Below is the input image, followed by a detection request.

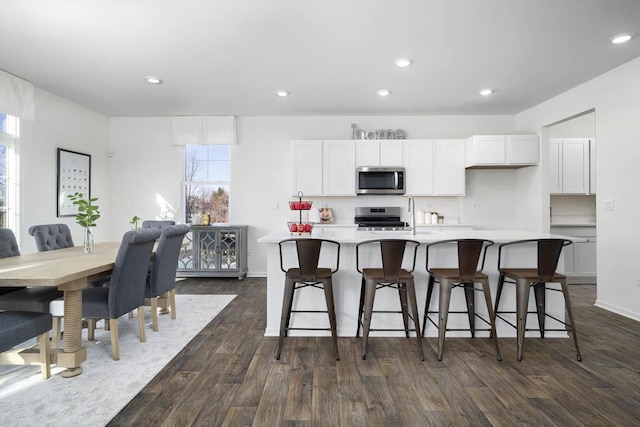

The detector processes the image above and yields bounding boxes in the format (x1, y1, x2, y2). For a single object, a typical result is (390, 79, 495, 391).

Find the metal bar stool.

(356, 239, 424, 361)
(422, 239, 501, 361)
(276, 238, 341, 360)
(494, 238, 582, 361)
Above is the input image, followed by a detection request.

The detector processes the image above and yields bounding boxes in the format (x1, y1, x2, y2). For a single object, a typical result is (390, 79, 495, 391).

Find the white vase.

(84, 227, 94, 254)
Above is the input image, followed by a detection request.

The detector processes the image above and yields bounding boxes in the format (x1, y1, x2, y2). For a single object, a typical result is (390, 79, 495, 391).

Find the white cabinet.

(323, 140, 356, 195)
(292, 140, 323, 196)
(356, 140, 403, 166)
(465, 135, 539, 168)
(434, 140, 465, 196)
(292, 140, 355, 196)
(551, 226, 596, 284)
(402, 140, 465, 196)
(403, 140, 435, 195)
(549, 138, 594, 195)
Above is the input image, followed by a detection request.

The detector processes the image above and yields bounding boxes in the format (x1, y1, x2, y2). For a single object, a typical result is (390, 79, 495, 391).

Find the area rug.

(0, 294, 235, 426)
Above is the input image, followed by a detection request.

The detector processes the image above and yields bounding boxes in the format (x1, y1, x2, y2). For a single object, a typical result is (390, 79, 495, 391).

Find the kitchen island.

(258, 229, 577, 338)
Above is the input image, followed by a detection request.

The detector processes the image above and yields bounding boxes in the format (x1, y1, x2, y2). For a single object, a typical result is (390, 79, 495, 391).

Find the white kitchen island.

(258, 229, 577, 338)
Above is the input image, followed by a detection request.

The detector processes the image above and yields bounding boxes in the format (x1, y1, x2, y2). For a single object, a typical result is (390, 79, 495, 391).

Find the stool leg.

(422, 275, 435, 337)
(480, 278, 502, 361)
(398, 283, 410, 338)
(361, 279, 377, 360)
(463, 283, 476, 337)
(533, 282, 546, 338)
(322, 279, 340, 360)
(356, 276, 366, 338)
(276, 278, 296, 360)
(437, 279, 453, 361)
(492, 273, 506, 338)
(406, 279, 424, 361)
(516, 278, 531, 361)
(559, 279, 582, 361)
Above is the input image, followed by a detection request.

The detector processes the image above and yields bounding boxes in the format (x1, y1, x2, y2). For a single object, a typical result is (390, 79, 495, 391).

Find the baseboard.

(594, 300, 640, 322)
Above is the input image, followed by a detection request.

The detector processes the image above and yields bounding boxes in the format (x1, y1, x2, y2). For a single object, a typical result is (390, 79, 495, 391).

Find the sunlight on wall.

(155, 193, 177, 219)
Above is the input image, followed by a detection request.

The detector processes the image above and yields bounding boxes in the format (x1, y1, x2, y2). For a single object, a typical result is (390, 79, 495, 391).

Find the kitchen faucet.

(407, 195, 416, 235)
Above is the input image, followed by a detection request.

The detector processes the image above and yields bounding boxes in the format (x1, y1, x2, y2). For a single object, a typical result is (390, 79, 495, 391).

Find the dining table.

(0, 242, 120, 377)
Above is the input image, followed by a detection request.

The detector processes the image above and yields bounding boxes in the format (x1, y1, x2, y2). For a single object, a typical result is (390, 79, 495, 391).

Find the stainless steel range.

(354, 207, 409, 231)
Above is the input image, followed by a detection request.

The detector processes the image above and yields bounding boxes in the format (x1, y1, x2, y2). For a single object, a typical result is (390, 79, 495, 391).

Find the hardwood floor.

(108, 279, 640, 426)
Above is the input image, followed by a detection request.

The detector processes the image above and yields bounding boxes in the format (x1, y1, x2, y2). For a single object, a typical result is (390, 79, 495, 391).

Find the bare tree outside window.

(184, 145, 230, 224)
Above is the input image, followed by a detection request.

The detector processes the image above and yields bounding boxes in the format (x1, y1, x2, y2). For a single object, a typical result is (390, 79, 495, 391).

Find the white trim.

(594, 300, 640, 322)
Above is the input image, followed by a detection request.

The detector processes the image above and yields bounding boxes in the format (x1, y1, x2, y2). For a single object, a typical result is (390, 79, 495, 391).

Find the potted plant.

(130, 215, 141, 230)
(67, 192, 100, 254)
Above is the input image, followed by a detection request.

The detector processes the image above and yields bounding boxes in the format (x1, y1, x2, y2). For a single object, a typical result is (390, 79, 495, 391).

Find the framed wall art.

(57, 148, 91, 217)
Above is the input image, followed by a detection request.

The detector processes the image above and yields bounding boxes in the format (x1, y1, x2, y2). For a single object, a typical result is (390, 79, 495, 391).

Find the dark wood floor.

(108, 278, 640, 426)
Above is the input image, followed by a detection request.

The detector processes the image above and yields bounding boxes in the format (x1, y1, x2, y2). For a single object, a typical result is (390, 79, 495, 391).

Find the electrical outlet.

(247, 251, 253, 257)
(267, 202, 279, 211)
(637, 278, 640, 288)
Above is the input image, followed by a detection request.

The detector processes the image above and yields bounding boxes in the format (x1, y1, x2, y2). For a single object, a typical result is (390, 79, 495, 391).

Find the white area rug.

(0, 294, 235, 426)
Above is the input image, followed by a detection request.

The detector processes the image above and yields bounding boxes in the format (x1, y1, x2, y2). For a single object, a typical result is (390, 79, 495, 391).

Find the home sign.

(351, 123, 407, 140)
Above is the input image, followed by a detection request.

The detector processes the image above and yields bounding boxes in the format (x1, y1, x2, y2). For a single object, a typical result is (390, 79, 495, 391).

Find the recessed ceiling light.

(145, 76, 162, 85)
(611, 33, 633, 44)
(394, 58, 412, 68)
(479, 88, 493, 96)
(377, 89, 390, 97)
(276, 90, 289, 97)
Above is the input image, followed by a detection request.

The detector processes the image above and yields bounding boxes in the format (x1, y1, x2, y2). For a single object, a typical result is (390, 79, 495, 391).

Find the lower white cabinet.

(551, 226, 596, 284)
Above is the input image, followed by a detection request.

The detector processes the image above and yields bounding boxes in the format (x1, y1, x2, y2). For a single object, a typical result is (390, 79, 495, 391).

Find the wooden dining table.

(0, 242, 120, 377)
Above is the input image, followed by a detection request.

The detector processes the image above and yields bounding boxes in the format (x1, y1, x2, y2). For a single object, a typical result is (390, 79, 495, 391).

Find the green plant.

(67, 192, 100, 227)
(130, 215, 141, 230)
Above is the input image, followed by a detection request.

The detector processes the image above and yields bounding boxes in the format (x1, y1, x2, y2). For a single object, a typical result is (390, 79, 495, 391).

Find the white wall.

(517, 56, 640, 321)
(18, 89, 110, 253)
(110, 115, 517, 275)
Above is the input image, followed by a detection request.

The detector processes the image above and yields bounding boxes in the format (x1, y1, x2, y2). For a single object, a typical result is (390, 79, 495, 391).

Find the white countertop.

(259, 229, 579, 244)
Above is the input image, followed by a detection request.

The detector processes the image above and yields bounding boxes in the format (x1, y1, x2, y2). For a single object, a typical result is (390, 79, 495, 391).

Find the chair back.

(147, 224, 190, 296)
(426, 238, 494, 281)
(28, 224, 74, 252)
(0, 228, 20, 258)
(108, 228, 161, 318)
(279, 238, 340, 281)
(141, 220, 176, 229)
(538, 239, 571, 281)
(357, 239, 419, 282)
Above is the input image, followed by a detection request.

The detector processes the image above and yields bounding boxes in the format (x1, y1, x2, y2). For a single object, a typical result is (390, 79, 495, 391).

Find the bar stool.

(422, 239, 501, 361)
(356, 239, 424, 360)
(494, 238, 582, 361)
(277, 238, 341, 360)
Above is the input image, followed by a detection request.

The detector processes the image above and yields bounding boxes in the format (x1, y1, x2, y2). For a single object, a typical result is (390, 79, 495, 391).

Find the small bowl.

(287, 222, 314, 233)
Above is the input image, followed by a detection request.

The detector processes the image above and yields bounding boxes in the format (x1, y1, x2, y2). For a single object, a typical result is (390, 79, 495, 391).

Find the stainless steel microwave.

(356, 167, 406, 195)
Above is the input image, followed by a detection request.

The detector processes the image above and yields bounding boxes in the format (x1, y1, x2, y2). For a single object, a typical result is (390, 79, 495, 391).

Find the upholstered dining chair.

(0, 311, 53, 379)
(144, 224, 190, 331)
(141, 220, 176, 229)
(82, 228, 161, 360)
(28, 223, 74, 251)
(355, 239, 424, 361)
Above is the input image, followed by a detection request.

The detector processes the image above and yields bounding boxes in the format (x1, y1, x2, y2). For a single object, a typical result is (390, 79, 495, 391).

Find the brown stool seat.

(277, 238, 341, 360)
(423, 239, 501, 361)
(356, 239, 424, 361)
(494, 239, 581, 361)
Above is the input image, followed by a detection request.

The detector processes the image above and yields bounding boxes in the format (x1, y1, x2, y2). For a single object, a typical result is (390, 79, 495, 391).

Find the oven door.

(356, 167, 405, 195)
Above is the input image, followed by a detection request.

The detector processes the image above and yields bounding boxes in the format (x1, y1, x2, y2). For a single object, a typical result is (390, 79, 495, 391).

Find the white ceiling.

(2, 0, 640, 117)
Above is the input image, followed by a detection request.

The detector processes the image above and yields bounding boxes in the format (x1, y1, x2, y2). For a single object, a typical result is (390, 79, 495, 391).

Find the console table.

(177, 225, 248, 279)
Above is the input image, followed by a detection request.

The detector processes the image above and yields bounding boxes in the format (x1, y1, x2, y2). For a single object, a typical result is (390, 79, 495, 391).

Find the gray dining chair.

(144, 224, 190, 331)
(28, 223, 74, 251)
(0, 311, 53, 379)
(141, 220, 176, 229)
(82, 228, 161, 360)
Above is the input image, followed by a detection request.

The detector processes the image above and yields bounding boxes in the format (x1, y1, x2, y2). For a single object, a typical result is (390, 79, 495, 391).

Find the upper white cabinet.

(465, 135, 539, 168)
(292, 140, 355, 196)
(356, 140, 403, 166)
(549, 138, 594, 195)
(402, 140, 465, 196)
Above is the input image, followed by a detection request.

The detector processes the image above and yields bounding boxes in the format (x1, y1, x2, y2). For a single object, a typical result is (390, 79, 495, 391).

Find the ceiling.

(2, 0, 640, 117)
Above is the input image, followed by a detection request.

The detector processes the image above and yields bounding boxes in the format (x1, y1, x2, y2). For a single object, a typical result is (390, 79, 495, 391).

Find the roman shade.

(0, 69, 35, 121)
(171, 115, 236, 145)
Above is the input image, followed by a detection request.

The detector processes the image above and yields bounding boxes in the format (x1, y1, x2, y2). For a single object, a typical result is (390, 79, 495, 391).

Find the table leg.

(57, 285, 87, 378)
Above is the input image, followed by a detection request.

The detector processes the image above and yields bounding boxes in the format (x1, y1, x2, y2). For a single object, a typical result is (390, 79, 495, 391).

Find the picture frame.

(57, 148, 91, 217)
(319, 207, 333, 224)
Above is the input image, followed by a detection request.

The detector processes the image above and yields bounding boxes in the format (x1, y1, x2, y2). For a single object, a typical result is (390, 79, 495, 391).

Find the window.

(184, 144, 230, 224)
(0, 112, 18, 229)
